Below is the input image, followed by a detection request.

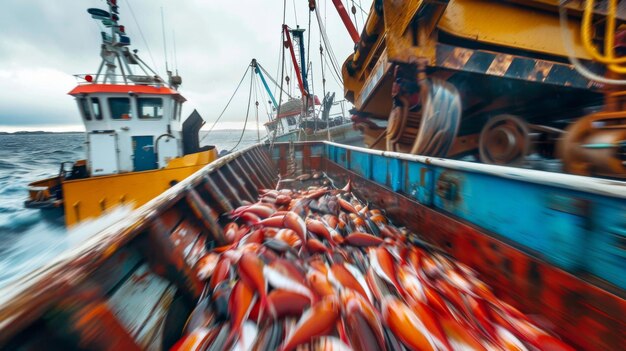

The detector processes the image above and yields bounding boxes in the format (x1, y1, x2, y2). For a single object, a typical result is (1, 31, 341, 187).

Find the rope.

(229, 69, 254, 152)
(200, 64, 251, 142)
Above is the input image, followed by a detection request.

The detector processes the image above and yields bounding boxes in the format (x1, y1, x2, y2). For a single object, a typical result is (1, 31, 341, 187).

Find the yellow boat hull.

(62, 149, 217, 226)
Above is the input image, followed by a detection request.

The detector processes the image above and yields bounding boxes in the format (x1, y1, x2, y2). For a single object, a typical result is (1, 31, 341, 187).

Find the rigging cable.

(258, 62, 294, 99)
(253, 75, 261, 143)
(320, 38, 330, 140)
(314, 6, 344, 85)
(200, 64, 251, 142)
(229, 68, 255, 152)
(124, 0, 158, 71)
(350, 0, 359, 31)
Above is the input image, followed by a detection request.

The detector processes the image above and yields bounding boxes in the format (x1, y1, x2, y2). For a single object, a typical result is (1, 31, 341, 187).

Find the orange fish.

(194, 253, 220, 281)
(267, 289, 311, 318)
(238, 252, 269, 314)
(368, 246, 403, 295)
(209, 256, 232, 291)
(307, 270, 335, 299)
(411, 300, 453, 351)
(381, 296, 436, 351)
(341, 289, 385, 351)
(328, 263, 370, 301)
(307, 238, 330, 254)
(338, 198, 358, 214)
(344, 232, 384, 247)
(170, 327, 217, 351)
(306, 218, 336, 245)
(257, 214, 286, 228)
(283, 211, 307, 244)
(225, 280, 256, 346)
(279, 297, 340, 351)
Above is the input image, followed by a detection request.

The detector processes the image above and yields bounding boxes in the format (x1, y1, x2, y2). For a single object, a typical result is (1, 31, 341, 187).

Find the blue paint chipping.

(322, 144, 626, 290)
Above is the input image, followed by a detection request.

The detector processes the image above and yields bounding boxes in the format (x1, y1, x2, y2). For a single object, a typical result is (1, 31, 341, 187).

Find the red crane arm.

(331, 0, 359, 44)
(283, 25, 308, 97)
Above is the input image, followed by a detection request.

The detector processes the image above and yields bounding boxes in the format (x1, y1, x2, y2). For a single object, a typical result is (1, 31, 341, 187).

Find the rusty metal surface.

(106, 264, 175, 350)
(323, 159, 626, 350)
(0, 143, 274, 345)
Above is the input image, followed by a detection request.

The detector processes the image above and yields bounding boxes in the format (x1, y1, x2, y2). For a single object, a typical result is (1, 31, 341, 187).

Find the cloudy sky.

(0, 0, 368, 131)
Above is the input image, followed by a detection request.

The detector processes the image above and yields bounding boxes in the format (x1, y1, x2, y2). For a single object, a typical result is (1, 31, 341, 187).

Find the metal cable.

(229, 69, 255, 152)
(200, 64, 251, 142)
(124, 0, 159, 71)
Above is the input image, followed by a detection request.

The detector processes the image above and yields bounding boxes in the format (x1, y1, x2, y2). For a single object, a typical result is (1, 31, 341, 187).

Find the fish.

(264, 265, 315, 300)
(225, 280, 257, 346)
(279, 297, 341, 351)
(328, 263, 370, 301)
(344, 232, 384, 247)
(170, 178, 574, 351)
(307, 270, 335, 298)
(267, 289, 311, 318)
(381, 296, 436, 351)
(170, 327, 217, 351)
(238, 252, 269, 316)
(341, 289, 386, 351)
(368, 246, 403, 295)
(306, 218, 337, 245)
(194, 253, 220, 281)
(283, 211, 307, 244)
(209, 257, 232, 291)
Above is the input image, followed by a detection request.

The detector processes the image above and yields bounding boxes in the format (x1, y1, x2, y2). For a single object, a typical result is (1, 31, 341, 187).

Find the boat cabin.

(71, 84, 186, 176)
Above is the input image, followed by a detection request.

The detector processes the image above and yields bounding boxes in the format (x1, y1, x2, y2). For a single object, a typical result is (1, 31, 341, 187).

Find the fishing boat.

(243, 21, 362, 146)
(23, 1, 218, 226)
(263, 94, 361, 145)
(1, 141, 623, 350)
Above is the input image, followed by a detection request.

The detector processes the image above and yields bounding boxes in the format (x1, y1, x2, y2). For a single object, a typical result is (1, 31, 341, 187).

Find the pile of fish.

(173, 174, 573, 351)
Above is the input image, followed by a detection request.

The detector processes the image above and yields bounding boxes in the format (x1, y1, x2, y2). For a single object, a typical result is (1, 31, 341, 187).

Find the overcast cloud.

(0, 0, 365, 131)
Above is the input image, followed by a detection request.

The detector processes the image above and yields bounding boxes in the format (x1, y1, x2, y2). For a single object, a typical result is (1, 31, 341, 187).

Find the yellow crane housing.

(343, 0, 626, 178)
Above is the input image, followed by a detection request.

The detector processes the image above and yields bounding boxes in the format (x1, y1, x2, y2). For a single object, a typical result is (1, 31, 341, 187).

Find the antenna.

(172, 29, 179, 75)
(160, 7, 169, 74)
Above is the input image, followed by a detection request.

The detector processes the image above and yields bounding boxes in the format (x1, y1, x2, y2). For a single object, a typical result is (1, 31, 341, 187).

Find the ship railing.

(73, 74, 166, 86)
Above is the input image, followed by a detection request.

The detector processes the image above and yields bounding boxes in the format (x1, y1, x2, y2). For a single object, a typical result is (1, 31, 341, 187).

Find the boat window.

(79, 97, 91, 121)
(172, 101, 178, 120)
(287, 117, 297, 126)
(91, 98, 102, 120)
(109, 97, 132, 120)
(137, 98, 163, 119)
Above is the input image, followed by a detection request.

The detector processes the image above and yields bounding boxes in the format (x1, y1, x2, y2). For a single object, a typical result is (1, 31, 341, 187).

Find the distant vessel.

(249, 24, 362, 146)
(264, 94, 362, 145)
(24, 0, 218, 226)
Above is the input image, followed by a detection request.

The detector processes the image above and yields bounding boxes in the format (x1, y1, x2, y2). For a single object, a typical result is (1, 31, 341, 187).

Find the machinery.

(342, 0, 626, 178)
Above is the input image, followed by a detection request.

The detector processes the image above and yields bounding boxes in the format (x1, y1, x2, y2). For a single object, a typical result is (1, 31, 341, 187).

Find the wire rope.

(229, 69, 255, 152)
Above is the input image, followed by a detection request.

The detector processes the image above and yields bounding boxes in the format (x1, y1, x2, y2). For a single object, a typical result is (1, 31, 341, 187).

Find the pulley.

(479, 115, 531, 165)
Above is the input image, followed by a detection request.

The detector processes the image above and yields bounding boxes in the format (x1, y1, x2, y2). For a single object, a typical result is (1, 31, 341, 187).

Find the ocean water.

(0, 130, 263, 287)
